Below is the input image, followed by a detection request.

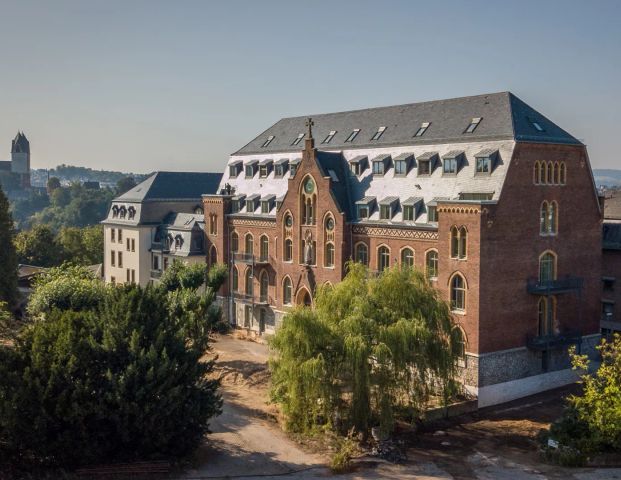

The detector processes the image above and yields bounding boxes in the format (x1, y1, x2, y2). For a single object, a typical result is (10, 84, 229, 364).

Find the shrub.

(0, 275, 226, 466)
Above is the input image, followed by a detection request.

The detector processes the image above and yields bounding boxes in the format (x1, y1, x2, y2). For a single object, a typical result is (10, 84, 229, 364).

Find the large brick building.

(203, 92, 602, 407)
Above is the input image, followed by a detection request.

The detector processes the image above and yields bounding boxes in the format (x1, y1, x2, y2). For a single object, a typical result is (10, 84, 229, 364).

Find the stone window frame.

(400, 246, 415, 267)
(450, 225, 468, 260)
(354, 242, 369, 266)
(425, 248, 439, 280)
(449, 271, 467, 314)
(538, 250, 558, 283)
(377, 244, 391, 272)
(282, 275, 293, 305)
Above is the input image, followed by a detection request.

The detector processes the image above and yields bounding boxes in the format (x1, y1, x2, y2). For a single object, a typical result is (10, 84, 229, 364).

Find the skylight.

(371, 126, 387, 141)
(345, 129, 360, 143)
(414, 122, 430, 137)
(291, 133, 304, 146)
(322, 130, 337, 144)
(262, 135, 275, 147)
(464, 118, 482, 134)
(530, 119, 545, 132)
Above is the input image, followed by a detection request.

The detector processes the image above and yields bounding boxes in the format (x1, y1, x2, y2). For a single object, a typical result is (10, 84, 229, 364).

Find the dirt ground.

(180, 333, 621, 479)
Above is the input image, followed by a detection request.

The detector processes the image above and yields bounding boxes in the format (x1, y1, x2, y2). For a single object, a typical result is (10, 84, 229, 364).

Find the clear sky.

(0, 0, 619, 172)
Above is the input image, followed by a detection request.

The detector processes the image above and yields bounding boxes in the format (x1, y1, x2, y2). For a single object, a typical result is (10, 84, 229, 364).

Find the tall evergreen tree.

(0, 187, 18, 306)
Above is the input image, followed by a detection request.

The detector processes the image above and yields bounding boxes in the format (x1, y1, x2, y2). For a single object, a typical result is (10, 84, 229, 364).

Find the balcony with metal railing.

(526, 276, 583, 295)
(232, 291, 272, 306)
(232, 252, 272, 265)
(526, 329, 582, 351)
(150, 269, 162, 279)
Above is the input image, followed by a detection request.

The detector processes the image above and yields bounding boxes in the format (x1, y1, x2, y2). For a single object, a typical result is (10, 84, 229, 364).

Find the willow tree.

(270, 262, 464, 436)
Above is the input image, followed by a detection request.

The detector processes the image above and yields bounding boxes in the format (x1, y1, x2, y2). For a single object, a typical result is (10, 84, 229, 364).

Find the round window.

(285, 214, 293, 227)
(304, 178, 315, 194)
(326, 217, 334, 231)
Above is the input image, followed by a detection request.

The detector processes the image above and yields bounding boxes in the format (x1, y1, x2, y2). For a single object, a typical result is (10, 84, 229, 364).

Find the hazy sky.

(0, 0, 619, 172)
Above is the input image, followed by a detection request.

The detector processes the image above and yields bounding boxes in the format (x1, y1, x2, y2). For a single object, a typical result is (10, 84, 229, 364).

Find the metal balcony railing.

(232, 291, 272, 305)
(526, 276, 583, 295)
(232, 252, 271, 264)
(526, 330, 582, 351)
(150, 269, 162, 279)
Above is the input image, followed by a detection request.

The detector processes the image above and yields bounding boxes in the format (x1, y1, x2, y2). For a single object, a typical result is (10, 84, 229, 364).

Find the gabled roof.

(11, 131, 29, 154)
(233, 92, 581, 155)
(115, 171, 222, 202)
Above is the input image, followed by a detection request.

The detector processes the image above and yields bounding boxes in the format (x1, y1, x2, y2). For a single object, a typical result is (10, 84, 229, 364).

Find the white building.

(102, 171, 221, 286)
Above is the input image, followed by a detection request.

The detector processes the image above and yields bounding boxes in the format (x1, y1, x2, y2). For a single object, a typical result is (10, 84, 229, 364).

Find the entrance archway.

(296, 287, 312, 307)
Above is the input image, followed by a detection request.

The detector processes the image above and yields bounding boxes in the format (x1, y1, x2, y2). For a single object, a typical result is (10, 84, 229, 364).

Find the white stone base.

(475, 368, 580, 408)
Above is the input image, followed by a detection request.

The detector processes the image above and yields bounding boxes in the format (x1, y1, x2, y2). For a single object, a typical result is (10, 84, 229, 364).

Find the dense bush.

(270, 263, 464, 437)
(0, 263, 226, 467)
(540, 334, 621, 465)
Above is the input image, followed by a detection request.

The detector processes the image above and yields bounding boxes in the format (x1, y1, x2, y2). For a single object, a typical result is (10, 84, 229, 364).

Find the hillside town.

(1, 2, 620, 479)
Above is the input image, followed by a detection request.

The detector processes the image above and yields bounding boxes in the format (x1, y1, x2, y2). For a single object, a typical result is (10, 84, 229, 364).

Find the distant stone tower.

(11, 131, 30, 188)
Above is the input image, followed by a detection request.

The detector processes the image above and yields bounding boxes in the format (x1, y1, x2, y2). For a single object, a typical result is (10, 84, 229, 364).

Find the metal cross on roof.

(305, 117, 314, 139)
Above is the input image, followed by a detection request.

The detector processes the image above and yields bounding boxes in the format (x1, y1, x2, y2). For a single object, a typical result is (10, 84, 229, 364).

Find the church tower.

(11, 131, 30, 188)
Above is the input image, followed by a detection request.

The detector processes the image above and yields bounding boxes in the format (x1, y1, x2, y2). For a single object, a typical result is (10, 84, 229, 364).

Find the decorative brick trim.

(438, 206, 481, 214)
(352, 225, 438, 240)
(230, 218, 276, 229)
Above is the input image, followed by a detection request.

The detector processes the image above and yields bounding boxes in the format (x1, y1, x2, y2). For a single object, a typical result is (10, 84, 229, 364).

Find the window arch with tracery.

(377, 245, 391, 272)
(539, 251, 557, 283)
(300, 176, 317, 226)
(450, 226, 467, 259)
(355, 242, 368, 265)
(450, 273, 467, 312)
(283, 276, 292, 305)
(426, 249, 438, 279)
(259, 270, 269, 302)
(401, 247, 414, 267)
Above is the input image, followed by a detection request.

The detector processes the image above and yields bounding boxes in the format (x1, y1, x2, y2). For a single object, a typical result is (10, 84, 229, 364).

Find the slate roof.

(233, 92, 581, 155)
(116, 171, 222, 202)
(11, 132, 29, 154)
(604, 192, 621, 221)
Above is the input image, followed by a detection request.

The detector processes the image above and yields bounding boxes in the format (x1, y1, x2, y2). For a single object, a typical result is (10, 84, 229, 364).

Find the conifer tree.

(0, 187, 18, 306)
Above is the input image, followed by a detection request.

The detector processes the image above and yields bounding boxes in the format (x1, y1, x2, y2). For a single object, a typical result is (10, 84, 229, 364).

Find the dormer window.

(261, 135, 275, 148)
(174, 235, 183, 250)
(414, 122, 430, 137)
(464, 117, 482, 134)
(371, 154, 390, 176)
(260, 195, 275, 214)
(119, 206, 127, 219)
(474, 149, 497, 175)
(322, 130, 337, 144)
(229, 161, 242, 178)
(291, 133, 304, 146)
(416, 152, 438, 176)
(379, 197, 398, 220)
(371, 126, 387, 141)
(259, 159, 273, 178)
(274, 159, 288, 178)
(290, 158, 300, 177)
(356, 197, 375, 220)
(427, 206, 438, 222)
(245, 194, 260, 213)
(393, 153, 413, 176)
(231, 195, 246, 213)
(345, 129, 360, 143)
(402, 197, 423, 221)
(112, 205, 119, 218)
(245, 161, 258, 178)
(128, 206, 136, 220)
(442, 151, 463, 175)
(349, 155, 368, 176)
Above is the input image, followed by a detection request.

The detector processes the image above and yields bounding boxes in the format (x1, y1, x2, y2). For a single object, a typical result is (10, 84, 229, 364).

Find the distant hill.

(593, 169, 621, 188)
(31, 164, 149, 188)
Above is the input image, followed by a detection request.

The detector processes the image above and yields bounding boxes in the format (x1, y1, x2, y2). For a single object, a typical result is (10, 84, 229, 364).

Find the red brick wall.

(602, 248, 621, 325)
(478, 143, 602, 353)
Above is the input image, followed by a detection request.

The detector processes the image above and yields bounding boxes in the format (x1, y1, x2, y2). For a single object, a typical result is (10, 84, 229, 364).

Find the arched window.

(450, 227, 467, 259)
(459, 227, 467, 259)
(304, 198, 314, 225)
(547, 162, 554, 185)
(559, 162, 566, 185)
(284, 239, 293, 262)
(377, 245, 390, 272)
(245, 233, 254, 256)
(450, 226, 459, 258)
(245, 268, 253, 296)
(450, 274, 466, 312)
(259, 271, 269, 302)
(426, 250, 438, 279)
(165, 234, 173, 250)
(128, 206, 136, 220)
(232, 266, 239, 292)
(283, 277, 292, 305)
(119, 206, 127, 219)
(260, 235, 269, 262)
(301, 176, 317, 226)
(539, 251, 557, 283)
(209, 245, 217, 265)
(112, 205, 119, 218)
(538, 161, 545, 185)
(325, 243, 335, 267)
(540, 201, 549, 234)
(231, 231, 239, 253)
(534, 161, 540, 184)
(554, 162, 561, 185)
(175, 235, 183, 249)
(354, 243, 368, 265)
(400, 247, 414, 267)
(284, 213, 293, 228)
(549, 201, 558, 234)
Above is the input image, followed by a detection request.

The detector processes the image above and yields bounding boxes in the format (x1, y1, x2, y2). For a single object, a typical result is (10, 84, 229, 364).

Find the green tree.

(116, 176, 137, 195)
(0, 187, 18, 306)
(14, 224, 60, 267)
(50, 187, 71, 208)
(269, 263, 464, 436)
(0, 283, 223, 466)
(46, 176, 61, 191)
(27, 264, 107, 316)
(57, 225, 103, 265)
